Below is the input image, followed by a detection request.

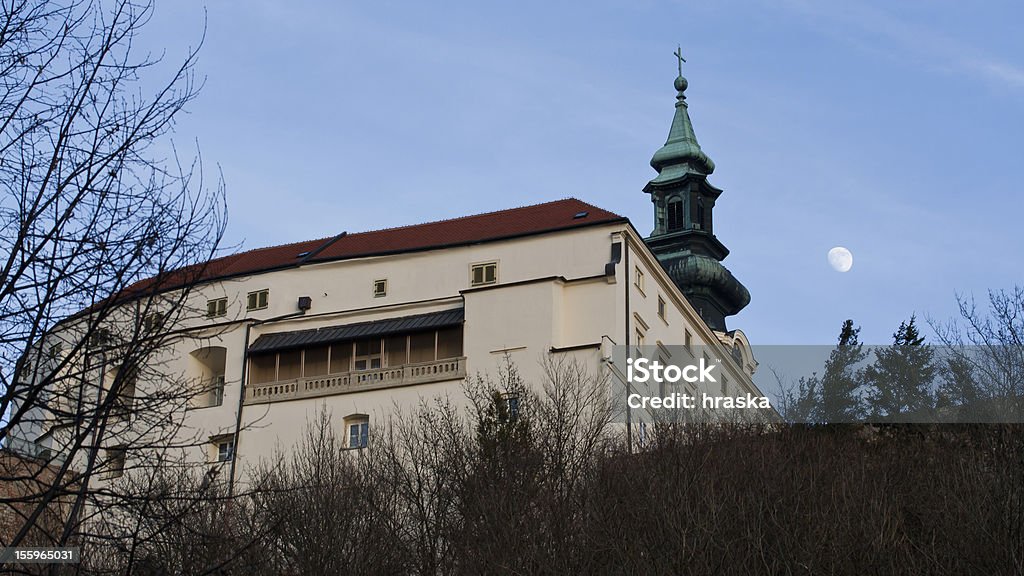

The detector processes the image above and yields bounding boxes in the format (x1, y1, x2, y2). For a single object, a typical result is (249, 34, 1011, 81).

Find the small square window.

(634, 267, 645, 294)
(373, 279, 387, 298)
(470, 262, 498, 286)
(210, 435, 234, 462)
(246, 290, 269, 311)
(207, 298, 227, 318)
(89, 328, 112, 349)
(143, 312, 165, 331)
(657, 296, 666, 320)
(217, 439, 234, 462)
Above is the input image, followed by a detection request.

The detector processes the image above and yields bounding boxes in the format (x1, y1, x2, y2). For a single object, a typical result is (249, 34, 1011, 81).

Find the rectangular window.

(277, 349, 302, 380)
(210, 435, 234, 462)
(211, 375, 225, 407)
(329, 343, 352, 374)
(409, 331, 436, 363)
(89, 328, 112, 349)
(658, 296, 666, 321)
(347, 419, 369, 449)
(470, 262, 498, 286)
(658, 356, 670, 397)
(667, 199, 684, 231)
(246, 289, 269, 311)
(505, 394, 520, 421)
(207, 298, 227, 318)
(685, 330, 693, 353)
(634, 267, 645, 294)
(304, 346, 329, 377)
(386, 335, 407, 367)
(721, 375, 729, 397)
(635, 329, 645, 347)
(373, 279, 387, 298)
(104, 447, 126, 479)
(436, 326, 463, 359)
(143, 312, 165, 331)
(354, 338, 382, 371)
(114, 374, 136, 416)
(249, 354, 277, 384)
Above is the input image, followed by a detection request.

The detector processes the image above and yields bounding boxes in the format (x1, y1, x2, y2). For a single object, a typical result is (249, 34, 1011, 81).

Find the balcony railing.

(244, 357, 467, 405)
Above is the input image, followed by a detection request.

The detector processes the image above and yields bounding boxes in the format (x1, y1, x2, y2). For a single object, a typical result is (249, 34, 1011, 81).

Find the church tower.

(644, 52, 750, 332)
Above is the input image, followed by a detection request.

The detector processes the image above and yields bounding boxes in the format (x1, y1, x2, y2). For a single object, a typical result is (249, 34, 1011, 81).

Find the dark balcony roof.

(248, 308, 464, 354)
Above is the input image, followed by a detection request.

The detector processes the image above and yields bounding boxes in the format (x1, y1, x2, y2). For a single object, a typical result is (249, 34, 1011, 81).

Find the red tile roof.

(151, 198, 625, 291)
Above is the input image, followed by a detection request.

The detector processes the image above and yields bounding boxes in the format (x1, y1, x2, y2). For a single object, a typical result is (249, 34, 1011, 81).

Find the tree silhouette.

(817, 319, 867, 422)
(865, 316, 936, 419)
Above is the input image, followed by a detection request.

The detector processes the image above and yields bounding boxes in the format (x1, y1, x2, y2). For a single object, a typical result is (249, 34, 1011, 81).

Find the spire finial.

(672, 45, 688, 94)
(673, 45, 686, 78)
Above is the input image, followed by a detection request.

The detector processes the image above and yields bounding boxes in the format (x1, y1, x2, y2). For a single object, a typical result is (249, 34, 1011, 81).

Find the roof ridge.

(227, 198, 614, 259)
(225, 234, 334, 259)
(339, 197, 611, 238)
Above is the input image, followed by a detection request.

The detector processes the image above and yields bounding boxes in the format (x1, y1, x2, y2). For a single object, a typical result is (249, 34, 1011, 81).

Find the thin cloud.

(776, 0, 1024, 92)
(966, 59, 1024, 90)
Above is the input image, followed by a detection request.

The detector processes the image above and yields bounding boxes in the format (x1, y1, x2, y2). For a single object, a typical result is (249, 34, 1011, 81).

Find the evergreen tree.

(865, 316, 937, 420)
(936, 355, 979, 409)
(817, 319, 867, 422)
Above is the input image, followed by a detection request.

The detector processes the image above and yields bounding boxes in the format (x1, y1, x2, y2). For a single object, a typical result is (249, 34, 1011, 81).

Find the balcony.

(244, 357, 467, 405)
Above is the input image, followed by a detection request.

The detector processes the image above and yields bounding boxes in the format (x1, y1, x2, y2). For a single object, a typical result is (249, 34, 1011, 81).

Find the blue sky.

(142, 0, 1024, 345)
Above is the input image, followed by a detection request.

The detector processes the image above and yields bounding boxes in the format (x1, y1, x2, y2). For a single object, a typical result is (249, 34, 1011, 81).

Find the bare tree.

(932, 287, 1024, 404)
(0, 0, 226, 558)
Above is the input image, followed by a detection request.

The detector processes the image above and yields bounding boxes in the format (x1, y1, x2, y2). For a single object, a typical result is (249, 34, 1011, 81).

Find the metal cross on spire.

(673, 45, 686, 77)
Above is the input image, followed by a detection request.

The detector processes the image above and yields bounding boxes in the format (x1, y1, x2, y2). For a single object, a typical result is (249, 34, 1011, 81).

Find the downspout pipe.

(624, 240, 632, 455)
(227, 310, 305, 497)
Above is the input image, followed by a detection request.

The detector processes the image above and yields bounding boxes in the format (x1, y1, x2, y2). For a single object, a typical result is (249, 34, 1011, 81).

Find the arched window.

(696, 198, 706, 230)
(190, 346, 227, 408)
(667, 197, 683, 232)
(731, 342, 743, 365)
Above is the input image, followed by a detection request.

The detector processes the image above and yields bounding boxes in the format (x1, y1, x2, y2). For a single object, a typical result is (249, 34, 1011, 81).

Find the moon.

(828, 246, 853, 273)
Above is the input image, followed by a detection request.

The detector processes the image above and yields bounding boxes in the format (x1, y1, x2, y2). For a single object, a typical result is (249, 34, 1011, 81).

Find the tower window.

(696, 198, 706, 231)
(667, 198, 684, 231)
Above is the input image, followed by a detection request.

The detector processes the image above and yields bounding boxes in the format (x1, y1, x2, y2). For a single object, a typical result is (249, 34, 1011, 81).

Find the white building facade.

(10, 68, 763, 488)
